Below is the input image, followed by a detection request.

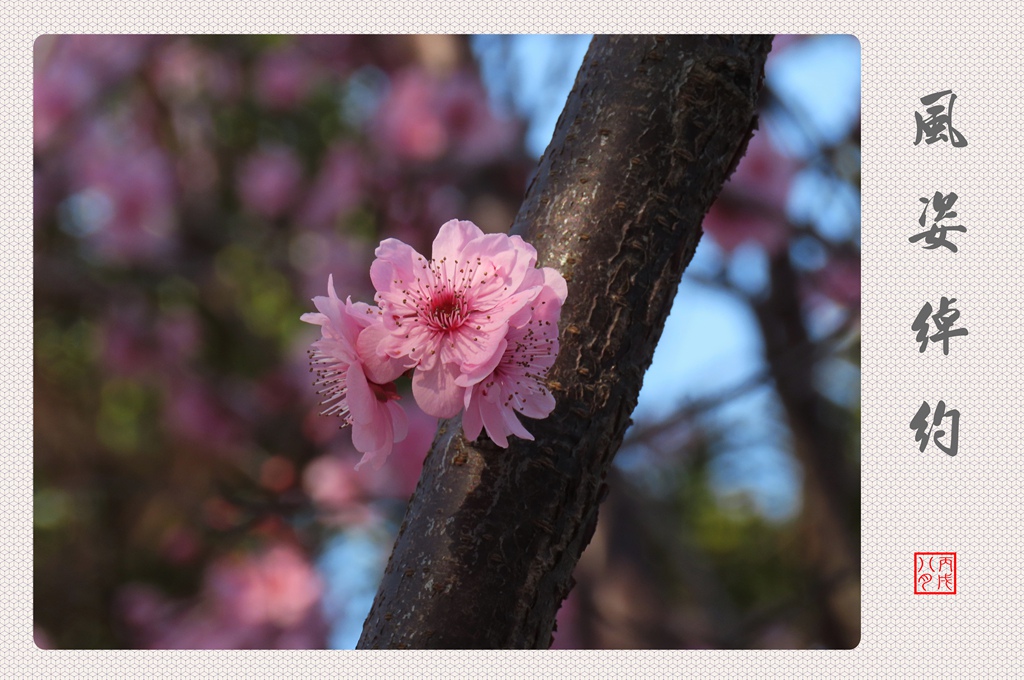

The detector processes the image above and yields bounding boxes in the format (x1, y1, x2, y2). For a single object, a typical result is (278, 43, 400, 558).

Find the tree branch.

(358, 34, 773, 649)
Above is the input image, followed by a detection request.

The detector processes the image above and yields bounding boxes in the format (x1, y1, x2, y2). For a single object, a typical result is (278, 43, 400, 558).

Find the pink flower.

(301, 275, 409, 469)
(369, 219, 541, 418)
(370, 68, 519, 166)
(34, 36, 154, 150)
(460, 268, 567, 446)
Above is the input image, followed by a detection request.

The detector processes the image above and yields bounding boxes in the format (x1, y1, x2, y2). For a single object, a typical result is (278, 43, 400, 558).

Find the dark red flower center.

(426, 289, 466, 331)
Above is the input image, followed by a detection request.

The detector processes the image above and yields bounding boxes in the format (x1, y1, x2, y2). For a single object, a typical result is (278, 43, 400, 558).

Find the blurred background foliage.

(33, 34, 860, 649)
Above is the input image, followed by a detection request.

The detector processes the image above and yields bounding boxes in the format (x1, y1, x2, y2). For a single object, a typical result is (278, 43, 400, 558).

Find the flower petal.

(517, 389, 556, 420)
(356, 322, 409, 384)
(353, 416, 392, 470)
(386, 400, 408, 444)
(501, 403, 534, 442)
(371, 238, 426, 297)
(431, 219, 484, 263)
(352, 417, 388, 461)
(541, 266, 569, 304)
(479, 395, 509, 447)
(300, 312, 328, 326)
(505, 235, 539, 292)
(457, 337, 507, 387)
(412, 360, 465, 418)
(462, 388, 484, 442)
(345, 363, 376, 424)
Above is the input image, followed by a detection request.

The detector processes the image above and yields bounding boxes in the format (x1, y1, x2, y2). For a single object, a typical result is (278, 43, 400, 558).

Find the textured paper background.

(7, 1, 1021, 677)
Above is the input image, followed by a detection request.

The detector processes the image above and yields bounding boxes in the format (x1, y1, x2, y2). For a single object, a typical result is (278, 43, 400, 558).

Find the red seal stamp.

(914, 552, 956, 594)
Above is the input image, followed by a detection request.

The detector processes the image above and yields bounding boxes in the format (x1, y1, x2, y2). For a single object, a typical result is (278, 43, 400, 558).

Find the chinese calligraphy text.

(910, 400, 960, 456)
(914, 90, 967, 147)
(910, 191, 965, 252)
(913, 296, 968, 355)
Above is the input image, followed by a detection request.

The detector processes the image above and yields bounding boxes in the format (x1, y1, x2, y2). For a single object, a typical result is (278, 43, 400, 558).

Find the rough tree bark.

(357, 34, 774, 649)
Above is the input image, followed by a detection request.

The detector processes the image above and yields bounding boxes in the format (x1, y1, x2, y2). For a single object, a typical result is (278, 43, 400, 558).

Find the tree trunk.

(357, 34, 773, 649)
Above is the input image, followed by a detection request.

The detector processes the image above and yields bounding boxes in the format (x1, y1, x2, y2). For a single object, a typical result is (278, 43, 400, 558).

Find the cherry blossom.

(301, 275, 409, 469)
(308, 219, 568, 449)
(460, 267, 567, 446)
(369, 219, 542, 418)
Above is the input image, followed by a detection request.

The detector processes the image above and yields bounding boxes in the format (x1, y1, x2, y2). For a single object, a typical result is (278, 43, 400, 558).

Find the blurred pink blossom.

(117, 543, 329, 649)
(701, 131, 800, 255)
(98, 306, 199, 379)
(163, 377, 246, 453)
(297, 145, 364, 230)
(302, 454, 375, 524)
(150, 40, 207, 101)
(151, 39, 243, 103)
(34, 56, 96, 149)
(34, 36, 153, 149)
(371, 69, 518, 165)
(62, 35, 153, 82)
(253, 48, 320, 111)
(67, 124, 178, 263)
(297, 35, 355, 72)
(208, 545, 323, 628)
(236, 145, 304, 220)
(437, 72, 520, 165)
(371, 69, 447, 162)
